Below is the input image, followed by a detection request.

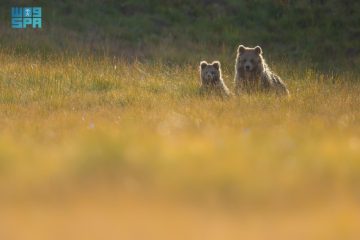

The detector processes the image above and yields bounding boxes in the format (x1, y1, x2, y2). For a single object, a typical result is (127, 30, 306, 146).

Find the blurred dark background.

(0, 0, 359, 68)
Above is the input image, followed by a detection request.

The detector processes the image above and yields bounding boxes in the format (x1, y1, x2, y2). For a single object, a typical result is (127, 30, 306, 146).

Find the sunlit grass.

(0, 51, 359, 239)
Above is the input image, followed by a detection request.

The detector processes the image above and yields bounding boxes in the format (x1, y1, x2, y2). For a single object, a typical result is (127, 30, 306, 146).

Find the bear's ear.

(254, 46, 262, 55)
(212, 61, 220, 70)
(238, 45, 246, 54)
(200, 61, 208, 69)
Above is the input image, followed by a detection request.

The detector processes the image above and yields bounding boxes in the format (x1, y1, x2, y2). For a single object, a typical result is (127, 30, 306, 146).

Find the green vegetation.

(0, 0, 359, 66)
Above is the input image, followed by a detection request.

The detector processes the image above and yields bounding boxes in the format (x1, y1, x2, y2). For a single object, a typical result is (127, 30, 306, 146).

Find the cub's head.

(200, 61, 221, 85)
(236, 45, 264, 72)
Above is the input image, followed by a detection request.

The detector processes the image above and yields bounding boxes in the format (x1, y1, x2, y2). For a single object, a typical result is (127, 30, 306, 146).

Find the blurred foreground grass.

(0, 51, 360, 239)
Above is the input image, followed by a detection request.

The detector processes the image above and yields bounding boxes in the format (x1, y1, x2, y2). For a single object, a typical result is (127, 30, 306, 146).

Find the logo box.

(11, 7, 42, 29)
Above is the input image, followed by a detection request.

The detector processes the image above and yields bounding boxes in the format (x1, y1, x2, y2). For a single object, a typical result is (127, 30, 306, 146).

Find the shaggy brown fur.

(199, 61, 230, 97)
(234, 45, 289, 96)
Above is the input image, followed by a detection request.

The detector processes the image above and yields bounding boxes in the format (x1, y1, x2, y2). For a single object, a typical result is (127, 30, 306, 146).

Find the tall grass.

(0, 51, 359, 239)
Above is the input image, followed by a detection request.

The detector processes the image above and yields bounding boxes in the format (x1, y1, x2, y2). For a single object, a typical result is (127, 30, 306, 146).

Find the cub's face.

(237, 45, 262, 72)
(200, 61, 221, 84)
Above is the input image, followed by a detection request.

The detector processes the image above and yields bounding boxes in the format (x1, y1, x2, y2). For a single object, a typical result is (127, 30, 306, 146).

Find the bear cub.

(234, 45, 289, 96)
(199, 61, 230, 97)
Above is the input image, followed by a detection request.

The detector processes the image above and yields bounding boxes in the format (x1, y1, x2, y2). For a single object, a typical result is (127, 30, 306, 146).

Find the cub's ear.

(200, 61, 208, 69)
(254, 46, 262, 55)
(212, 61, 220, 70)
(238, 45, 246, 54)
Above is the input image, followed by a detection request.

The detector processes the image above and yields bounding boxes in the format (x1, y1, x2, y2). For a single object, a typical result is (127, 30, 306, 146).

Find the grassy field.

(0, 2, 359, 238)
(0, 50, 360, 239)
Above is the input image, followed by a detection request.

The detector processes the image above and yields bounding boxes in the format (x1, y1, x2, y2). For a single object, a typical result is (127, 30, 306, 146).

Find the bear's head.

(200, 61, 221, 85)
(236, 45, 263, 72)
